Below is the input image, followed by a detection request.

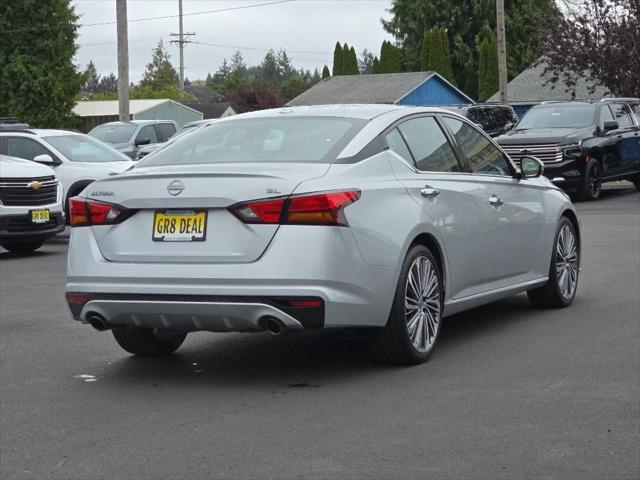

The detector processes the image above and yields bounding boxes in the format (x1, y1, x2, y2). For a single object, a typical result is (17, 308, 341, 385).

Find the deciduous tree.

(541, 0, 640, 97)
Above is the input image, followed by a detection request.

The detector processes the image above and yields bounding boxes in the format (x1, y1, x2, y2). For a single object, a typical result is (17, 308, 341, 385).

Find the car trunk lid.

(86, 163, 330, 263)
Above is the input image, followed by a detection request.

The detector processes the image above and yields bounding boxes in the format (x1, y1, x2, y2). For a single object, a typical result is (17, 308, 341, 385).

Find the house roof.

(184, 85, 224, 103)
(181, 101, 235, 119)
(287, 72, 471, 106)
(73, 99, 202, 117)
(487, 60, 611, 104)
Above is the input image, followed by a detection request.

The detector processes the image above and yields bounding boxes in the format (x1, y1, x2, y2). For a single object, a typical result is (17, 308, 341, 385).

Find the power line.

(1, 0, 295, 33)
(82, 0, 295, 27)
(193, 40, 328, 56)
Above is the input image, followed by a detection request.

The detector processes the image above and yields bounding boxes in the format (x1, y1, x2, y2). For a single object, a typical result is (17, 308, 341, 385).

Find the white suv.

(0, 128, 134, 216)
(0, 155, 64, 254)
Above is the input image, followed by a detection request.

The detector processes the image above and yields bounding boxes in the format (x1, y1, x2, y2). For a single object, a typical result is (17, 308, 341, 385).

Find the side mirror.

(33, 154, 60, 166)
(602, 120, 619, 132)
(503, 122, 515, 132)
(520, 155, 544, 179)
(135, 138, 151, 146)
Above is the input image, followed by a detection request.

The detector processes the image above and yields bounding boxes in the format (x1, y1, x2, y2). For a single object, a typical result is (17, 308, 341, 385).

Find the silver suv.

(88, 120, 178, 159)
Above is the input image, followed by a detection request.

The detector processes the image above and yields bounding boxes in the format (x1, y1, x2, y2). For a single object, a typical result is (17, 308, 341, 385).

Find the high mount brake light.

(230, 190, 360, 226)
(69, 197, 127, 227)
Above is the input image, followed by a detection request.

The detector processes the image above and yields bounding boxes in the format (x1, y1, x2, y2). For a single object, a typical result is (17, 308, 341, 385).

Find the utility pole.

(116, 0, 130, 121)
(496, 0, 508, 105)
(170, 0, 195, 90)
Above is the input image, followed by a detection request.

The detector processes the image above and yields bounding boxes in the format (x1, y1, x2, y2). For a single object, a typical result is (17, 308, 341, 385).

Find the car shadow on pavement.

(0, 250, 58, 260)
(96, 294, 540, 387)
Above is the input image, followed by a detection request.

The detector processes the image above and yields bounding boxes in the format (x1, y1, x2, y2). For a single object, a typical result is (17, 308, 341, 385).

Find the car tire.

(0, 239, 45, 255)
(578, 159, 602, 201)
(112, 327, 187, 356)
(527, 217, 579, 308)
(369, 245, 443, 365)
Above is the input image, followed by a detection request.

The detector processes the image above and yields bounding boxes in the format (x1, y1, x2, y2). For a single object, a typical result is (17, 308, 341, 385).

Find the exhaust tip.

(87, 313, 111, 332)
(262, 317, 284, 335)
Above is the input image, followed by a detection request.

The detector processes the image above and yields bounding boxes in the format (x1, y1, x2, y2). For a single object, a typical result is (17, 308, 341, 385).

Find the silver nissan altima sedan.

(66, 105, 580, 365)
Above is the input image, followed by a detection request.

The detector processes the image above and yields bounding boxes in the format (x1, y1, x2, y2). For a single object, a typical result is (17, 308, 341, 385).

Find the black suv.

(496, 99, 640, 200)
(441, 104, 518, 137)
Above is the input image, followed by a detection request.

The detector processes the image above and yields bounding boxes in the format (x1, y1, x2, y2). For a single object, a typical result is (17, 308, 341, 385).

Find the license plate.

(31, 209, 50, 224)
(152, 210, 207, 242)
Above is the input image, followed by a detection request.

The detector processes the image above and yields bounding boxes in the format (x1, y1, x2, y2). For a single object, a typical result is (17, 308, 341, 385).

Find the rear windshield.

(137, 117, 365, 167)
(517, 104, 596, 129)
(89, 124, 137, 144)
(45, 135, 131, 162)
(467, 106, 517, 131)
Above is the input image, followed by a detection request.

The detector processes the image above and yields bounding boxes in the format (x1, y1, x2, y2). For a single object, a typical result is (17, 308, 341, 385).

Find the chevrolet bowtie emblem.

(27, 181, 42, 190)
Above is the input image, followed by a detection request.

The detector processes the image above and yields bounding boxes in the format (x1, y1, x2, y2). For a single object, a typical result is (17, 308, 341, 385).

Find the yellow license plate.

(31, 209, 50, 224)
(152, 210, 207, 242)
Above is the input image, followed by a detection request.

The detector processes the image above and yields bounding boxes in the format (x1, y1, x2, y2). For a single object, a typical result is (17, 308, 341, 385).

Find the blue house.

(287, 72, 474, 107)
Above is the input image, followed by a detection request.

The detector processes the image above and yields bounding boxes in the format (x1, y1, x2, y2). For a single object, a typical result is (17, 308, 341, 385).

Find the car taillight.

(230, 190, 360, 226)
(69, 197, 127, 227)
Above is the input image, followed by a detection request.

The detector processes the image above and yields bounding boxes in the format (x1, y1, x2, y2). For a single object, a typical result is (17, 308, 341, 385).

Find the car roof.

(0, 129, 82, 137)
(96, 120, 174, 127)
(215, 104, 459, 122)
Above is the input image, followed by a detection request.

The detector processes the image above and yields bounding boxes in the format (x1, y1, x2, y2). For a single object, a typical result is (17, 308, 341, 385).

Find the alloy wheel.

(405, 255, 441, 353)
(589, 164, 602, 198)
(555, 225, 579, 299)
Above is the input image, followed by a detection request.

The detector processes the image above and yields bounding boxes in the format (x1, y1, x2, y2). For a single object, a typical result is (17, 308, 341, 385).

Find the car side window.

(628, 103, 640, 126)
(136, 125, 159, 143)
(6, 137, 51, 160)
(443, 117, 511, 176)
(385, 128, 413, 163)
(600, 105, 615, 124)
(610, 103, 633, 128)
(157, 123, 177, 141)
(397, 117, 460, 172)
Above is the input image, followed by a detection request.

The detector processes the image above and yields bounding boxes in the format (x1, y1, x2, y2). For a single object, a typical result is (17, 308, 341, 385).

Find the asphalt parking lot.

(1, 187, 638, 480)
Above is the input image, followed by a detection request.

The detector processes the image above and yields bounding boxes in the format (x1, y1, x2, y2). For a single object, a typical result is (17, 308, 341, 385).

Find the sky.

(72, 0, 395, 82)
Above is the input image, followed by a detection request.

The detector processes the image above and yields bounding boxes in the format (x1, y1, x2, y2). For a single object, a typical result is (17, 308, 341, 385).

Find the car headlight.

(561, 139, 583, 159)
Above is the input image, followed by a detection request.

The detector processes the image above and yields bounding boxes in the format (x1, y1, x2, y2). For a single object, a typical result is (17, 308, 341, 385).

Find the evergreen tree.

(332, 41, 343, 75)
(140, 39, 179, 90)
(478, 31, 499, 101)
(439, 28, 455, 83)
(379, 41, 402, 73)
(82, 61, 100, 94)
(0, 0, 83, 127)
(382, 0, 560, 98)
(98, 72, 117, 93)
(322, 65, 330, 79)
(276, 49, 294, 80)
(227, 50, 247, 88)
(258, 49, 279, 84)
(372, 57, 381, 74)
(213, 59, 231, 86)
(420, 27, 455, 83)
(347, 46, 359, 74)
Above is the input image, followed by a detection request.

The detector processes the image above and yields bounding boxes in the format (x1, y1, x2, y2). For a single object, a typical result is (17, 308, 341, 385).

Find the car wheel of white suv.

(370, 245, 443, 365)
(112, 327, 187, 356)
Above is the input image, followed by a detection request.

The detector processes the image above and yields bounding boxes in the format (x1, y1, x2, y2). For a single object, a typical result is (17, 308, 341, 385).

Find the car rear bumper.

(66, 225, 399, 330)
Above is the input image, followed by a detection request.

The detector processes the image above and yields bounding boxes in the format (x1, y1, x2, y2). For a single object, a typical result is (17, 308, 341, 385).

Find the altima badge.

(167, 180, 185, 196)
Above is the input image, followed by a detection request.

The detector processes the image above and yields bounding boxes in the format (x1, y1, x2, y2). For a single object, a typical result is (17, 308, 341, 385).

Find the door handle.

(420, 186, 440, 198)
(488, 195, 503, 208)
